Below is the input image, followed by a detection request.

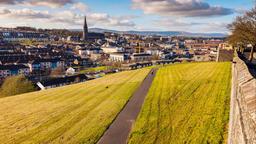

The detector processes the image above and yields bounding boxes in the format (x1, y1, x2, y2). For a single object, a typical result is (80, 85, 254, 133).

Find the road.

(97, 68, 158, 144)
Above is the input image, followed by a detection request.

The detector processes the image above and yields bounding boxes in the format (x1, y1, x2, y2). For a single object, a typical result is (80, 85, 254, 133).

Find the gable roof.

(0, 64, 29, 70)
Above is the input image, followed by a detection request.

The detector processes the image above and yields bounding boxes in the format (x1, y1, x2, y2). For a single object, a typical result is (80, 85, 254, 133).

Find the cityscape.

(0, 0, 255, 144)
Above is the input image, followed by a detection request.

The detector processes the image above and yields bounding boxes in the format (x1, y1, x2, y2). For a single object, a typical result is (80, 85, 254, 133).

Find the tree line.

(228, 6, 256, 62)
(15, 26, 83, 38)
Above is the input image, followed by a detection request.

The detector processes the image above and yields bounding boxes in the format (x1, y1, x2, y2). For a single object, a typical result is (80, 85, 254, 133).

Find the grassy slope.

(129, 62, 231, 144)
(79, 66, 112, 73)
(0, 68, 150, 144)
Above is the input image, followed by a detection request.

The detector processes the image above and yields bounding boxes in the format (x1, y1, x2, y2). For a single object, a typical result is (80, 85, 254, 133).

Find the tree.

(228, 7, 256, 62)
(0, 75, 36, 97)
(245, 7, 256, 61)
(50, 66, 64, 77)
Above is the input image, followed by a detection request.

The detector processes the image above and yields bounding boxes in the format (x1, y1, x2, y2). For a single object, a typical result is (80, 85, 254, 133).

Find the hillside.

(86, 28, 227, 37)
(129, 62, 231, 143)
(0, 68, 150, 144)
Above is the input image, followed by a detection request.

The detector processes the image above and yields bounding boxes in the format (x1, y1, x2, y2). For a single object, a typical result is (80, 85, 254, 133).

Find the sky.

(0, 0, 254, 33)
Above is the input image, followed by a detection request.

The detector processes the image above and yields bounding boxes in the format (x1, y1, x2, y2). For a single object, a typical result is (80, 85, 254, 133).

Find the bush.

(0, 75, 36, 97)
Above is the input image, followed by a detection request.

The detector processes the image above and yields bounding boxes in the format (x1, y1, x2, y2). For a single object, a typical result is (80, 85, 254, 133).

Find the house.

(218, 43, 233, 50)
(109, 52, 129, 62)
(67, 36, 80, 42)
(131, 53, 152, 62)
(78, 48, 102, 57)
(87, 32, 105, 41)
(0, 31, 49, 41)
(28, 58, 65, 72)
(73, 57, 93, 66)
(66, 67, 76, 75)
(78, 49, 88, 57)
(145, 49, 161, 56)
(160, 51, 176, 60)
(90, 53, 102, 61)
(0, 64, 30, 78)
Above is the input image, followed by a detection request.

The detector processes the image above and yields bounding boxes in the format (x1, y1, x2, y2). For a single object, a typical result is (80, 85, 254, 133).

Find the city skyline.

(0, 0, 254, 33)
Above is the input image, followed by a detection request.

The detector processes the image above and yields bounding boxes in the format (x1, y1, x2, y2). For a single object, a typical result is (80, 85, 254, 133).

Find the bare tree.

(228, 7, 256, 62)
(50, 66, 64, 77)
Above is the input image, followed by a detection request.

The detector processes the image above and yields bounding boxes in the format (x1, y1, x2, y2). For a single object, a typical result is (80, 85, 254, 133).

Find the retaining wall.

(229, 57, 256, 144)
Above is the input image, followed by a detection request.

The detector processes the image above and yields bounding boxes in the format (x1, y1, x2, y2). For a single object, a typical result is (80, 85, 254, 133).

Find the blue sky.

(0, 0, 254, 33)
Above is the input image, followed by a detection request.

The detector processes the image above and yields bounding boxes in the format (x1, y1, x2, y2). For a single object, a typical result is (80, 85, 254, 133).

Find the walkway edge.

(97, 68, 158, 144)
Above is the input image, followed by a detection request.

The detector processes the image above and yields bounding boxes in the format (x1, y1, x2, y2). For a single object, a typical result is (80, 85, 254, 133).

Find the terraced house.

(28, 58, 65, 72)
(0, 30, 49, 41)
(0, 64, 30, 79)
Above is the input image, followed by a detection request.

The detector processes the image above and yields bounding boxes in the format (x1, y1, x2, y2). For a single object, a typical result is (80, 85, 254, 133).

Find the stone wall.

(229, 57, 256, 144)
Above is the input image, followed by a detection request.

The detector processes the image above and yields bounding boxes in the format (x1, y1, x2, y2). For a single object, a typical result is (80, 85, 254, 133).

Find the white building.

(146, 49, 161, 56)
(131, 53, 152, 62)
(66, 67, 76, 75)
(101, 43, 124, 54)
(109, 53, 129, 62)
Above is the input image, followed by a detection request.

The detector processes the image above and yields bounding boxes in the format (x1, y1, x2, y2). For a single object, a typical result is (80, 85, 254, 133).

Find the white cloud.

(0, 0, 74, 8)
(71, 2, 89, 13)
(0, 7, 136, 28)
(132, 0, 234, 17)
(151, 18, 228, 33)
(0, 7, 50, 19)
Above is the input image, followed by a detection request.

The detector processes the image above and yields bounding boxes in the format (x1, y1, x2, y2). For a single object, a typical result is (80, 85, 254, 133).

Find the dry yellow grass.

(0, 68, 150, 144)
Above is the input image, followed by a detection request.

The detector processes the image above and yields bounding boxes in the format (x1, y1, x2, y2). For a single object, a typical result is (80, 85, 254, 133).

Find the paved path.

(97, 68, 158, 144)
(228, 63, 236, 144)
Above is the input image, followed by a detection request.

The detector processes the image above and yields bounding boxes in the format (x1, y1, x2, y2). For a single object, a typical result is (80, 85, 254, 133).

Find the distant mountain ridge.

(81, 28, 227, 38)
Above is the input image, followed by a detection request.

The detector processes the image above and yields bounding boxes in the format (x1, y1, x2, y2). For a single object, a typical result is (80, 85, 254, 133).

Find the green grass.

(0, 68, 150, 144)
(128, 62, 231, 144)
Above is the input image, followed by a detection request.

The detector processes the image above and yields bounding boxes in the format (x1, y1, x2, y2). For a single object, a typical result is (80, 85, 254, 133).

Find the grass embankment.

(79, 66, 113, 73)
(129, 62, 231, 144)
(0, 68, 150, 144)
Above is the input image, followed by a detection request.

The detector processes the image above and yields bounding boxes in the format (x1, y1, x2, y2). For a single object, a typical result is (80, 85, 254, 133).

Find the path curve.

(97, 68, 158, 144)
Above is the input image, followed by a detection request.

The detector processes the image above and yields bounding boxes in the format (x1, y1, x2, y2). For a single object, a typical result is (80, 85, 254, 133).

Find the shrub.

(0, 75, 36, 97)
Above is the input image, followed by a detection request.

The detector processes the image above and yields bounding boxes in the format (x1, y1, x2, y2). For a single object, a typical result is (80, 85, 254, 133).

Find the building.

(87, 33, 105, 41)
(0, 64, 30, 78)
(109, 52, 129, 62)
(218, 42, 233, 50)
(78, 49, 87, 57)
(101, 42, 124, 54)
(145, 49, 161, 56)
(83, 16, 88, 41)
(73, 57, 93, 66)
(28, 59, 65, 72)
(90, 53, 102, 61)
(67, 36, 80, 42)
(78, 48, 102, 57)
(0, 31, 49, 41)
(131, 53, 152, 62)
(66, 67, 76, 75)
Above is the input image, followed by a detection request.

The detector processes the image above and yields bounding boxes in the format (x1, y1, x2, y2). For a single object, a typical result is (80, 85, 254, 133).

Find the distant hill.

(71, 28, 227, 38)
